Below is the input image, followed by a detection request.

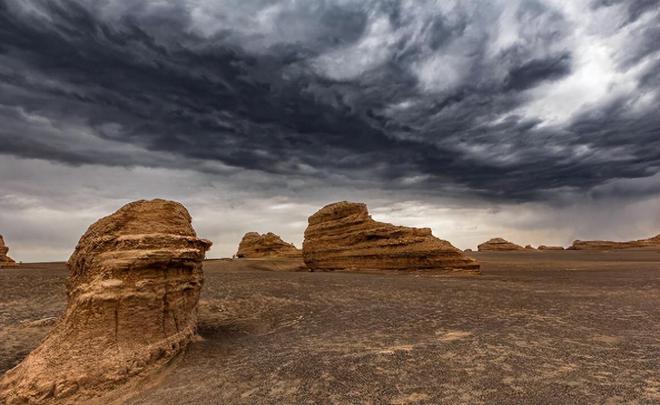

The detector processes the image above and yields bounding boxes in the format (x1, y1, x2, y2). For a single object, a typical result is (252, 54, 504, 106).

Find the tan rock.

(0, 199, 212, 404)
(568, 234, 660, 250)
(477, 238, 525, 251)
(302, 201, 479, 273)
(524, 245, 536, 250)
(538, 245, 564, 250)
(0, 235, 17, 267)
(236, 232, 301, 258)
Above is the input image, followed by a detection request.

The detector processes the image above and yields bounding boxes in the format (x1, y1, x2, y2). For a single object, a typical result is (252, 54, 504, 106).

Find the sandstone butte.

(0, 199, 212, 404)
(567, 234, 660, 250)
(0, 235, 17, 267)
(302, 201, 479, 273)
(477, 237, 525, 251)
(235, 232, 302, 258)
(538, 245, 565, 250)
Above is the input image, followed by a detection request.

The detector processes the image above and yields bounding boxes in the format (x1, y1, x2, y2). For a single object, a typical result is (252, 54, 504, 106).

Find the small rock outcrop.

(538, 245, 565, 251)
(524, 245, 536, 250)
(302, 201, 479, 272)
(477, 238, 525, 251)
(0, 199, 212, 403)
(0, 235, 17, 267)
(568, 234, 660, 250)
(236, 232, 301, 258)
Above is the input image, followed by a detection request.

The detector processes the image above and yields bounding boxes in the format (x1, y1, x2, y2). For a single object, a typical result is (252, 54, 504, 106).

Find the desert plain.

(2, 250, 659, 404)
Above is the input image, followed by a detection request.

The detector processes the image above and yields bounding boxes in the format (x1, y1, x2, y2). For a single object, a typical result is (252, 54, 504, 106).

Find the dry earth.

(1, 251, 659, 404)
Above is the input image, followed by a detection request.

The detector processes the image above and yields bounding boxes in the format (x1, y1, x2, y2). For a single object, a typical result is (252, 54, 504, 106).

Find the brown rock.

(236, 232, 301, 258)
(524, 245, 536, 250)
(568, 234, 660, 250)
(0, 199, 212, 403)
(0, 235, 17, 267)
(538, 245, 565, 250)
(302, 201, 479, 273)
(477, 238, 525, 251)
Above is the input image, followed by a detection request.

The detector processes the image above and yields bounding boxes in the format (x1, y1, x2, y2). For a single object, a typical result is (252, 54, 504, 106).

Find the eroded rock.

(236, 232, 301, 258)
(0, 235, 17, 268)
(568, 234, 660, 250)
(477, 238, 525, 252)
(0, 199, 211, 404)
(538, 245, 565, 250)
(302, 201, 479, 273)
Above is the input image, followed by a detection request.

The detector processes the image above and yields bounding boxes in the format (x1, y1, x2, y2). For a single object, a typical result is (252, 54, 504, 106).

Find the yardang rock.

(0, 199, 212, 403)
(302, 201, 479, 273)
(0, 235, 17, 268)
(236, 232, 301, 258)
(568, 234, 660, 250)
(477, 238, 525, 252)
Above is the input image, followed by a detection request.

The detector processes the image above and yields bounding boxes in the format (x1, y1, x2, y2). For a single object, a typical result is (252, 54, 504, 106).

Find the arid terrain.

(2, 251, 659, 404)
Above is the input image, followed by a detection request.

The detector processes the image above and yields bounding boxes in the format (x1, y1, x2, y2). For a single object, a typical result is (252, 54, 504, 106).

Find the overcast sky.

(1, 0, 659, 261)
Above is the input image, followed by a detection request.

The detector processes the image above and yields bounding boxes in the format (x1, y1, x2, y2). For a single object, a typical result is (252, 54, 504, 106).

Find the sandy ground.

(1, 251, 659, 404)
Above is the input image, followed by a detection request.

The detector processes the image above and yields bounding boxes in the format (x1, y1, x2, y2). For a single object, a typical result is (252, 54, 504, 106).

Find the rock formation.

(235, 232, 302, 258)
(524, 245, 536, 250)
(0, 199, 212, 403)
(568, 234, 660, 250)
(538, 245, 565, 250)
(477, 238, 525, 251)
(0, 235, 17, 267)
(302, 201, 479, 272)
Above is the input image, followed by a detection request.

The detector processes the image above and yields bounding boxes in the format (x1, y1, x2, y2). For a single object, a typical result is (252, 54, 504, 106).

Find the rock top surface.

(302, 201, 479, 272)
(236, 232, 301, 258)
(0, 199, 211, 404)
(478, 238, 525, 251)
(568, 234, 660, 250)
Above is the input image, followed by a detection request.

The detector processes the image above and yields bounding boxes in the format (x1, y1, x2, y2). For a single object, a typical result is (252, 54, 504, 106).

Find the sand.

(1, 250, 659, 404)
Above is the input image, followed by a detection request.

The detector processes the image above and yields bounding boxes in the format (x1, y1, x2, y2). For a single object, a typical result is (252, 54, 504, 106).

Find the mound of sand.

(236, 232, 301, 258)
(0, 235, 17, 268)
(478, 238, 525, 252)
(302, 201, 479, 273)
(0, 199, 211, 403)
(568, 234, 660, 250)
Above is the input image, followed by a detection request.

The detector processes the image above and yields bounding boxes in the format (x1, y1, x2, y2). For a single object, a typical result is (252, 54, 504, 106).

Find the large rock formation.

(302, 201, 479, 272)
(477, 238, 525, 251)
(235, 232, 302, 258)
(568, 234, 660, 250)
(538, 245, 565, 251)
(0, 199, 212, 403)
(0, 235, 17, 267)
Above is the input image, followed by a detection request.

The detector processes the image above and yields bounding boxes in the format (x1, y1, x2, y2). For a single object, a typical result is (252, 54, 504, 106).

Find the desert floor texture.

(1, 251, 659, 404)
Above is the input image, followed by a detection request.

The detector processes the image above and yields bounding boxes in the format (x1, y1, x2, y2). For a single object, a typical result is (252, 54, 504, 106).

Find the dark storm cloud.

(0, 0, 659, 201)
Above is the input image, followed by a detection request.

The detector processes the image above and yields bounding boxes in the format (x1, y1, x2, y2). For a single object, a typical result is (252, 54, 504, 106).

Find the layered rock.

(477, 238, 525, 251)
(538, 245, 565, 251)
(302, 201, 479, 272)
(524, 245, 536, 250)
(568, 234, 660, 250)
(0, 199, 212, 403)
(236, 232, 301, 258)
(0, 235, 17, 267)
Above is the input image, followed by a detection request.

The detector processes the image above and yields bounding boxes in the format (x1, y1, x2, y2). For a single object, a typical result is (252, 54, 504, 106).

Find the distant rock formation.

(302, 201, 479, 272)
(0, 235, 17, 267)
(0, 199, 212, 403)
(524, 245, 536, 250)
(236, 232, 301, 258)
(538, 245, 565, 251)
(568, 234, 660, 250)
(477, 238, 525, 251)
(464, 248, 473, 252)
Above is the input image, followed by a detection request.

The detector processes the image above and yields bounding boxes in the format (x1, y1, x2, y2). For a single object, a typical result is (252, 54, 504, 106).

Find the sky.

(1, 0, 659, 261)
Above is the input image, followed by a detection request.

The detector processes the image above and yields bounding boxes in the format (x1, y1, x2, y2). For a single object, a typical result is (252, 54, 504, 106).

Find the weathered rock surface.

(302, 201, 479, 272)
(236, 232, 301, 258)
(478, 238, 525, 251)
(524, 245, 536, 250)
(538, 245, 565, 251)
(0, 235, 17, 267)
(0, 199, 212, 404)
(568, 234, 660, 250)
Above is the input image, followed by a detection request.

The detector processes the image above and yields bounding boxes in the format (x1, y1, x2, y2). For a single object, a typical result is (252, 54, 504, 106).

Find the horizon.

(1, 0, 659, 261)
